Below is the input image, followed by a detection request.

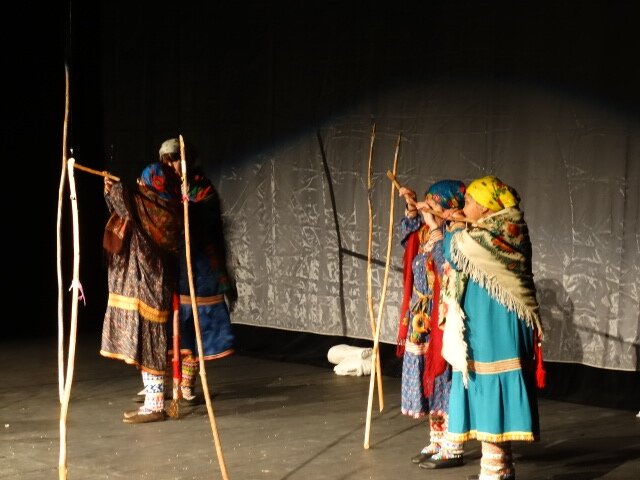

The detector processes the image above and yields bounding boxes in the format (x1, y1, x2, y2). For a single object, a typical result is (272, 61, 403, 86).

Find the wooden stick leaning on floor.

(57, 64, 70, 403)
(59, 158, 82, 480)
(364, 133, 402, 450)
(166, 297, 182, 419)
(56, 64, 70, 480)
(365, 123, 384, 412)
(179, 135, 230, 480)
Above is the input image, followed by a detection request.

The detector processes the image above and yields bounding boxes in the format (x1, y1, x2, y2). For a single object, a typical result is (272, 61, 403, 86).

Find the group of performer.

(396, 175, 544, 480)
(96, 135, 542, 479)
(100, 138, 236, 424)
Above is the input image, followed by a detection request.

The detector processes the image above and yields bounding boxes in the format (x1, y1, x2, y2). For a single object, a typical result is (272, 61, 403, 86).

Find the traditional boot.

(471, 441, 515, 480)
(180, 355, 200, 404)
(411, 442, 440, 464)
(123, 371, 166, 424)
(418, 418, 464, 469)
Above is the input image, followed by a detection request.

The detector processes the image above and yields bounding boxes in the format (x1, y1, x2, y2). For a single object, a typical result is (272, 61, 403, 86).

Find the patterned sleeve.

(104, 182, 131, 219)
(400, 215, 423, 246)
(431, 234, 446, 276)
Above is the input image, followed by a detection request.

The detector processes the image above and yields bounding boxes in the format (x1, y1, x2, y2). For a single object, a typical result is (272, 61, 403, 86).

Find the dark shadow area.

(317, 130, 347, 335)
(234, 324, 639, 411)
(536, 278, 639, 411)
(537, 278, 581, 364)
(233, 324, 403, 379)
(539, 361, 640, 411)
(64, 1, 640, 181)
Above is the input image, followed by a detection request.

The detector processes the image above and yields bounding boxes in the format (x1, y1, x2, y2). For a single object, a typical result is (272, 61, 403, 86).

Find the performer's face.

(161, 154, 182, 175)
(463, 193, 489, 221)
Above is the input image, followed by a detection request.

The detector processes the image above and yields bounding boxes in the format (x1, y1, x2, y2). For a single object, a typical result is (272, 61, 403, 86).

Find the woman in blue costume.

(441, 176, 545, 480)
(160, 138, 236, 403)
(174, 163, 236, 401)
(396, 180, 467, 469)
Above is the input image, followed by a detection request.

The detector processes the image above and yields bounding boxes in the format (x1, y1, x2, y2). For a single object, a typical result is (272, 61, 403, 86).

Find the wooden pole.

(56, 63, 70, 480)
(59, 158, 82, 480)
(365, 123, 384, 412)
(364, 133, 401, 449)
(166, 303, 182, 419)
(57, 64, 70, 404)
(179, 135, 230, 480)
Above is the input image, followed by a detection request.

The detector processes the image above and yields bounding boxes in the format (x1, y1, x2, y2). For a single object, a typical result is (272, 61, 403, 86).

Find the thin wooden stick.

(365, 123, 384, 412)
(364, 133, 401, 449)
(73, 162, 120, 181)
(56, 63, 70, 480)
(59, 158, 82, 480)
(57, 64, 69, 404)
(179, 135, 230, 480)
(166, 304, 181, 419)
(386, 170, 474, 224)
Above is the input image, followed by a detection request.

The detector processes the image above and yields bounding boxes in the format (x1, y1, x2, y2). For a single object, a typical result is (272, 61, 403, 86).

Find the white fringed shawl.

(441, 208, 543, 387)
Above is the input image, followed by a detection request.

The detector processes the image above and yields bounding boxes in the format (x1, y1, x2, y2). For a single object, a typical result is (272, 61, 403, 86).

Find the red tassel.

(534, 330, 546, 389)
(396, 337, 406, 358)
(172, 292, 180, 312)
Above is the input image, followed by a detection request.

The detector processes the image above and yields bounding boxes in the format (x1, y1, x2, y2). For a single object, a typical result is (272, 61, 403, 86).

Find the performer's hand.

(104, 177, 114, 194)
(398, 187, 417, 204)
(399, 187, 418, 217)
(417, 200, 438, 230)
(442, 207, 460, 220)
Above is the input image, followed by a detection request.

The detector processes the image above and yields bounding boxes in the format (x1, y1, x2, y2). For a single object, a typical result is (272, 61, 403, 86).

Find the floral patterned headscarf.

(135, 162, 182, 252)
(424, 179, 466, 209)
(138, 162, 181, 200)
(466, 175, 519, 212)
(187, 167, 214, 203)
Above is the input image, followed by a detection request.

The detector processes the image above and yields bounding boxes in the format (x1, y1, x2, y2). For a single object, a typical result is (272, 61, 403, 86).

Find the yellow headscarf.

(466, 175, 519, 212)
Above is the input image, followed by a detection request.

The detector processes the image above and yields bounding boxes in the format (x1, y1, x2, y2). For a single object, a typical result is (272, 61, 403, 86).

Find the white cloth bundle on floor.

(327, 344, 373, 365)
(333, 355, 372, 376)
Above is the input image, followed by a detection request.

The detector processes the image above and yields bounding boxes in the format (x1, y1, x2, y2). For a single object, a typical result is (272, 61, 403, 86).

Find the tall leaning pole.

(364, 133, 401, 449)
(365, 123, 384, 411)
(179, 135, 230, 480)
(57, 61, 83, 479)
(56, 62, 71, 480)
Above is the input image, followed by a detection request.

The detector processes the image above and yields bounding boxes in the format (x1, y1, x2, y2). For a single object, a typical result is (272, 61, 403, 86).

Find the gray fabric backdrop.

(215, 81, 639, 371)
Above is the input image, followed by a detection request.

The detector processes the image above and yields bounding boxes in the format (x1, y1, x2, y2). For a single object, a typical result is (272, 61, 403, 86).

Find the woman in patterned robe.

(396, 180, 466, 469)
(101, 162, 182, 423)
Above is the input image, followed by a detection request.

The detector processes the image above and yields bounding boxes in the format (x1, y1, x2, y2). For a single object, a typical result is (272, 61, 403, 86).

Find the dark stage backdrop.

(22, 1, 640, 410)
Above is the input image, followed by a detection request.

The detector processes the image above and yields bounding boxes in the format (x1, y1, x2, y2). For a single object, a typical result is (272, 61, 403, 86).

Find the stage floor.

(2, 334, 639, 480)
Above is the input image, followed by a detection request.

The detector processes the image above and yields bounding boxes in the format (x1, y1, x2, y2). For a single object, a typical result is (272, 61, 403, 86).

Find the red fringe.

(396, 230, 420, 358)
(422, 258, 446, 398)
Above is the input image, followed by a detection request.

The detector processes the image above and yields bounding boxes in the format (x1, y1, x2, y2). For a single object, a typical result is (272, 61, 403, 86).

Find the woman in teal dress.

(441, 176, 545, 480)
